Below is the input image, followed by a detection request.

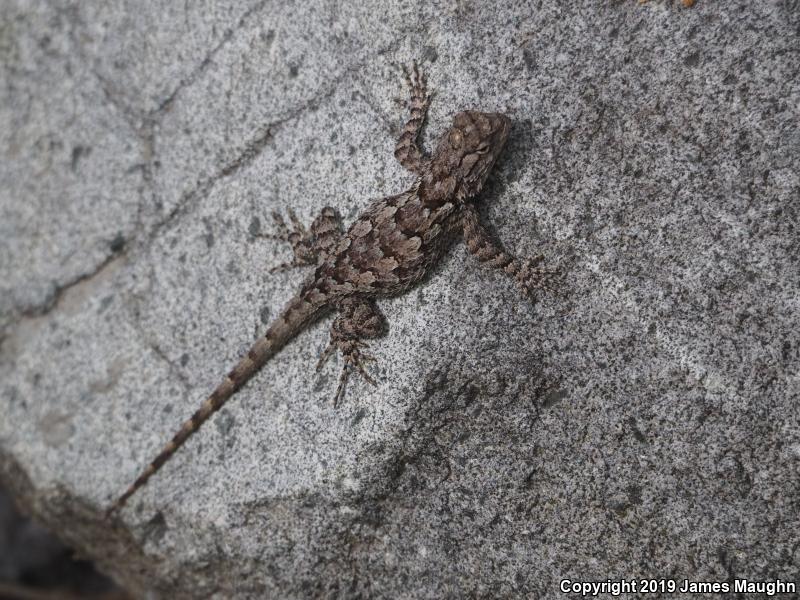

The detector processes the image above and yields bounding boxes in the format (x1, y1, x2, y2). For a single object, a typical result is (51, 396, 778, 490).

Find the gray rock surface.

(2, 0, 799, 598)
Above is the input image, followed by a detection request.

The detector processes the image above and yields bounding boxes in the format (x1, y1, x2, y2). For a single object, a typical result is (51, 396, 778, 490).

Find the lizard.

(105, 62, 557, 518)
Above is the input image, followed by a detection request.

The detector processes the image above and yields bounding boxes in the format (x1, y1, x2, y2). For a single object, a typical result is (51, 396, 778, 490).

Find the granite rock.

(1, 1, 798, 598)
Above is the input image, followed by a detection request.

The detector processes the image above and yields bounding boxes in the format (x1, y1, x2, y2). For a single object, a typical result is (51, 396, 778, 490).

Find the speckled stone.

(1, 1, 798, 598)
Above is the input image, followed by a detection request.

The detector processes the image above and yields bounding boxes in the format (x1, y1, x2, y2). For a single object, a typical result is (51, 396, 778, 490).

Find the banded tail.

(105, 294, 326, 518)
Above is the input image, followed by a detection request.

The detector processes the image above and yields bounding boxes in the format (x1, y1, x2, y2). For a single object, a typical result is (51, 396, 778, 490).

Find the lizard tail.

(105, 294, 325, 518)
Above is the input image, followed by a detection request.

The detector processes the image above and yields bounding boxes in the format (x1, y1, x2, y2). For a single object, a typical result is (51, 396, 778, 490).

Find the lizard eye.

(476, 142, 491, 155)
(448, 129, 463, 149)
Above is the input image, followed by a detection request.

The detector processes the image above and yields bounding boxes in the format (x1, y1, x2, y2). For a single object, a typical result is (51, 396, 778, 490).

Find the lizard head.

(423, 111, 511, 203)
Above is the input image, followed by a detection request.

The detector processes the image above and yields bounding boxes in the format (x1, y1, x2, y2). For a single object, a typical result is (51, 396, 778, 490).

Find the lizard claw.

(330, 340, 378, 406)
(316, 340, 337, 371)
(515, 256, 561, 298)
(402, 60, 430, 111)
(267, 209, 317, 270)
(271, 210, 306, 245)
(269, 259, 308, 274)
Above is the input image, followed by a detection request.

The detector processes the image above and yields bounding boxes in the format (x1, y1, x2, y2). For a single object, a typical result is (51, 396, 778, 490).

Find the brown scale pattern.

(313, 189, 460, 300)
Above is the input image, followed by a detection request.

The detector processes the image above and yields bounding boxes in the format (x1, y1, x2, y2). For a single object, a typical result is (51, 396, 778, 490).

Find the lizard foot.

(317, 339, 377, 407)
(267, 209, 317, 272)
(402, 60, 431, 113)
(513, 256, 561, 297)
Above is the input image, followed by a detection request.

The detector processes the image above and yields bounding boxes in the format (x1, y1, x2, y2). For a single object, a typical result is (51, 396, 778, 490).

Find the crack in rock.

(154, 0, 271, 115)
(16, 250, 127, 323)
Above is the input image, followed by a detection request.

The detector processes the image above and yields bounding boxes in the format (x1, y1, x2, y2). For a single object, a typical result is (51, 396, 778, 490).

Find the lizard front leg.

(394, 61, 431, 174)
(268, 206, 343, 272)
(317, 297, 386, 406)
(461, 204, 558, 297)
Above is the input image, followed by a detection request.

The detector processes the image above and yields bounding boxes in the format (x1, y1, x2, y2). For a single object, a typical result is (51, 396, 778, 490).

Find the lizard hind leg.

(268, 206, 343, 272)
(316, 298, 386, 406)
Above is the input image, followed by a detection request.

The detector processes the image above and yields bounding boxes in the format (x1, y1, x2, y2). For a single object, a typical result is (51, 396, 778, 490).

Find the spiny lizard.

(106, 62, 556, 517)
